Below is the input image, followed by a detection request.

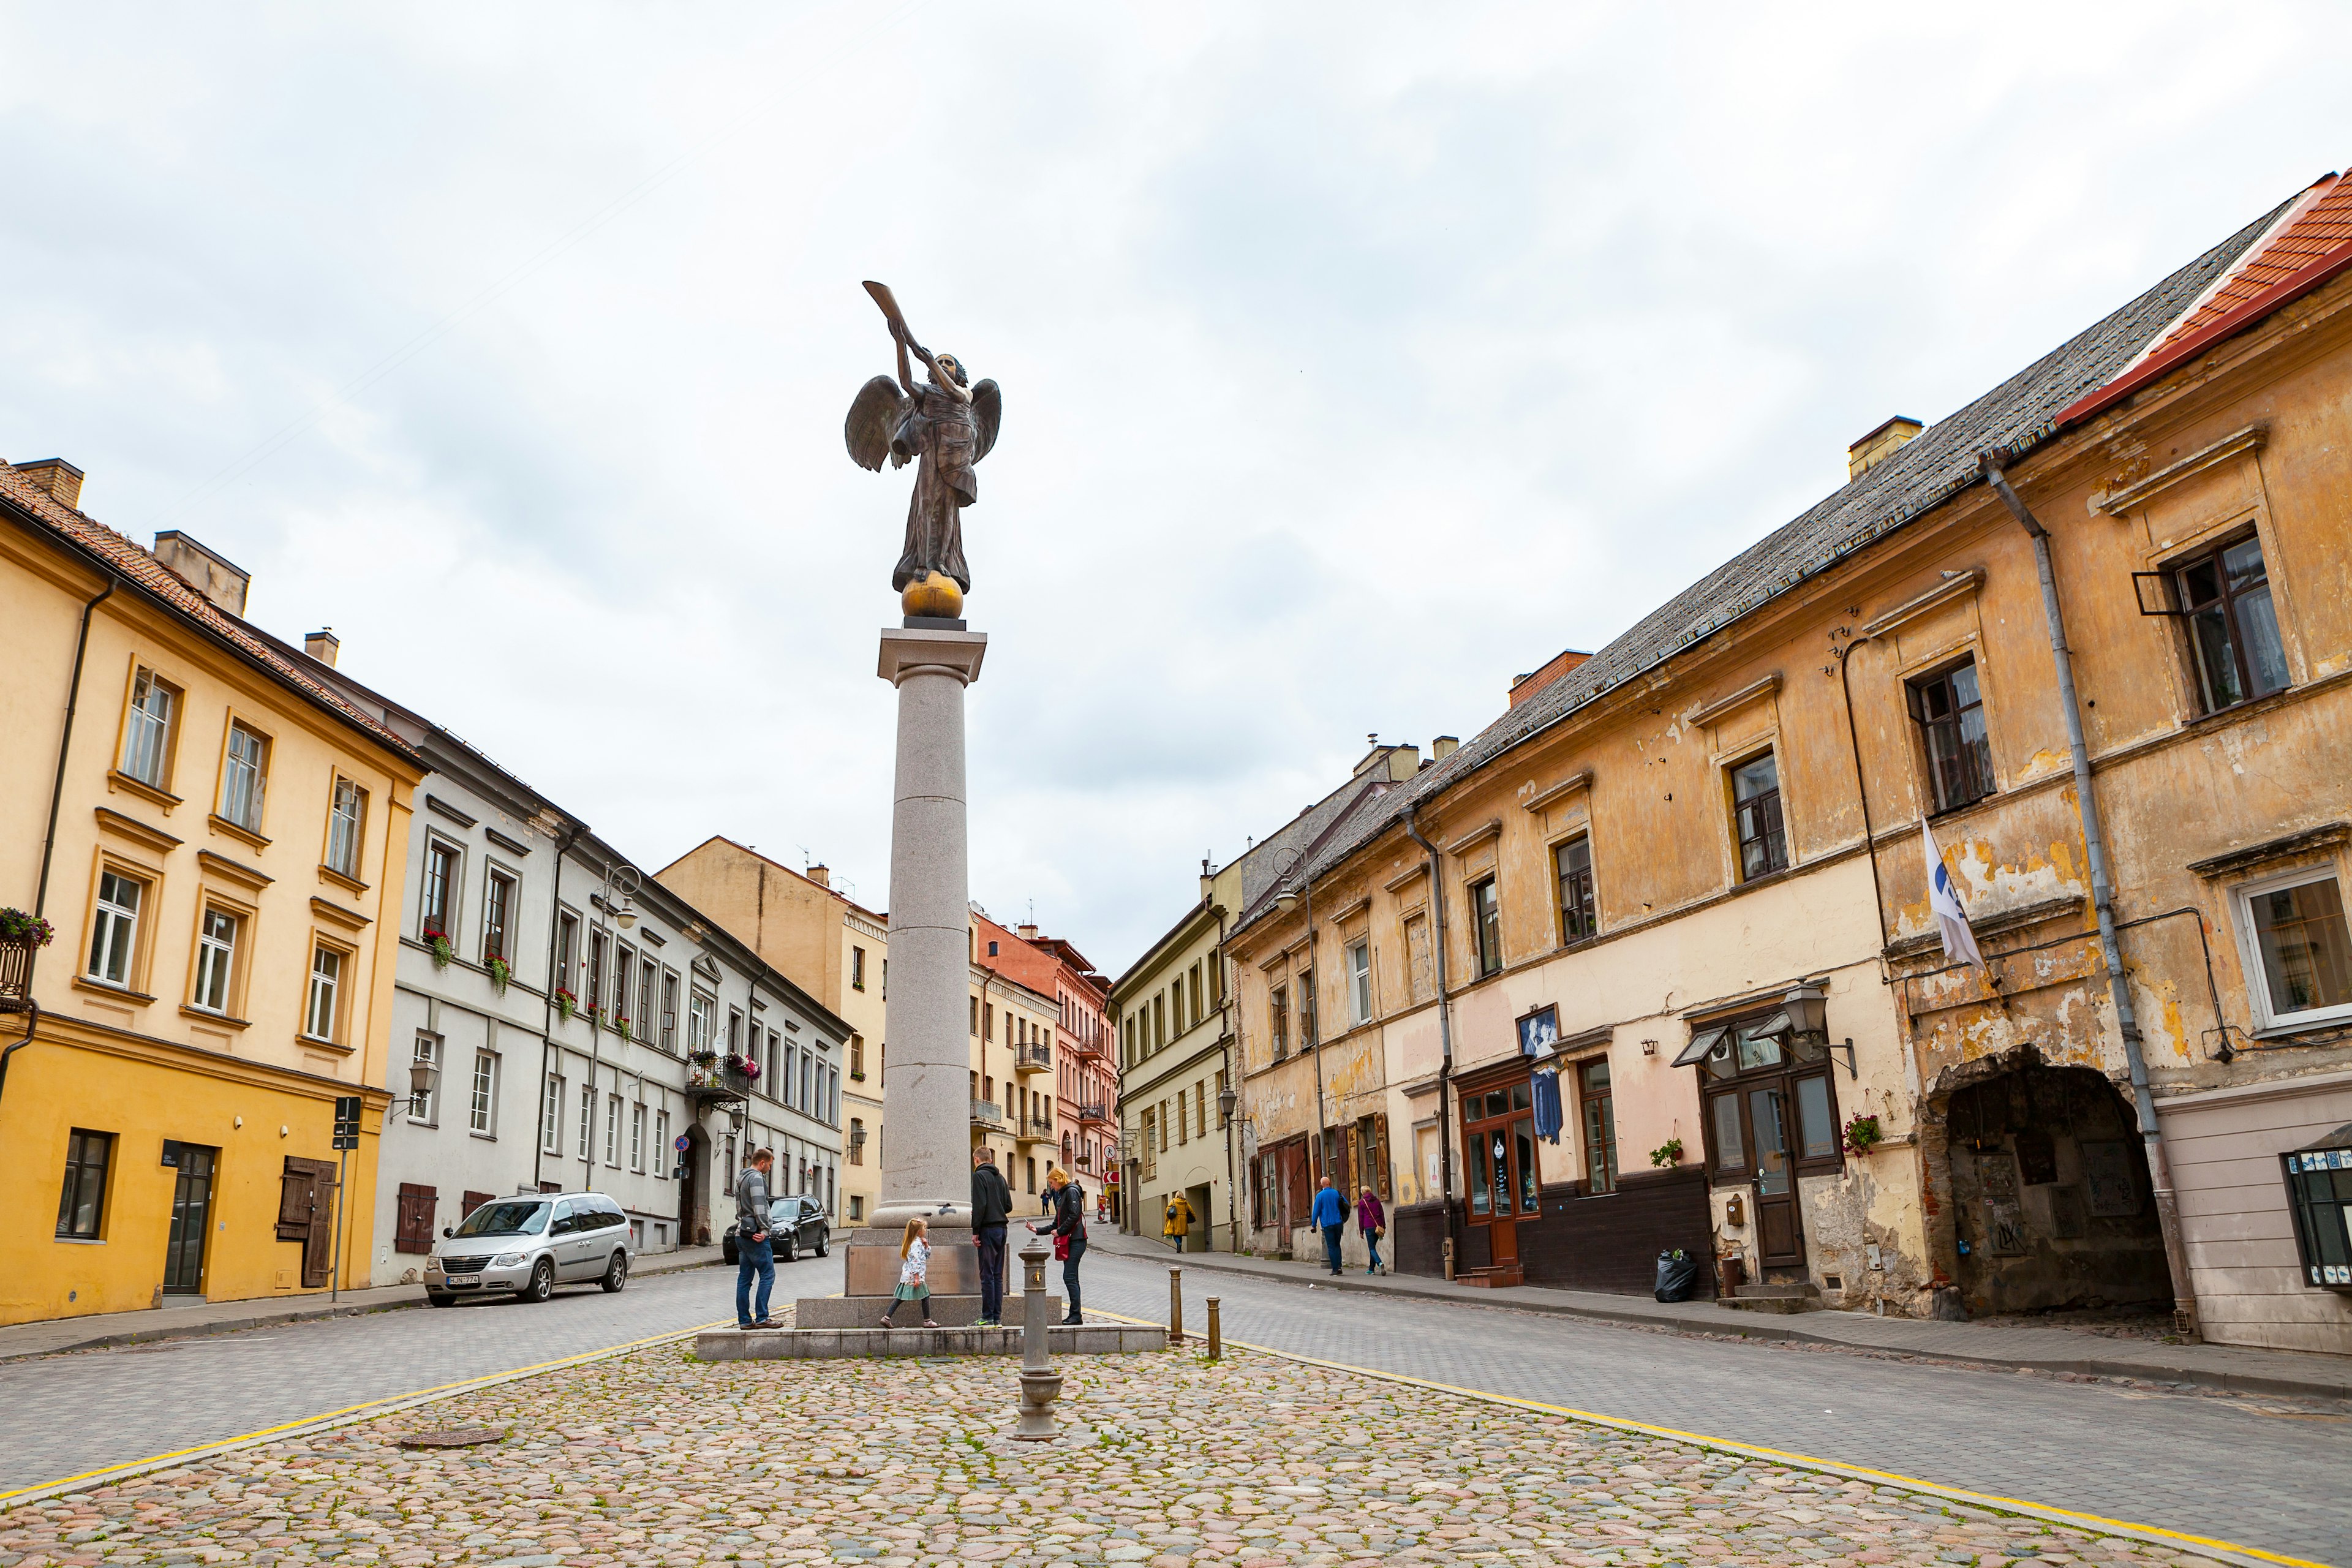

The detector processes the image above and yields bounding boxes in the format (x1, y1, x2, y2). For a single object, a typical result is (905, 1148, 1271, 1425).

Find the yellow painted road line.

(1084, 1305, 2331, 1568)
(0, 1318, 730, 1509)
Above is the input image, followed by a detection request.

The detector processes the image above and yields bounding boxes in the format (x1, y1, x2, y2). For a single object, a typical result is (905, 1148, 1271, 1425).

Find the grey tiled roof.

(1234, 196, 2287, 935)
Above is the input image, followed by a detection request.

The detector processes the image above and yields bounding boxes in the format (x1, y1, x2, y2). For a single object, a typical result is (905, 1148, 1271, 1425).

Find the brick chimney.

(1017, 922, 1039, 941)
(1508, 649, 1592, 709)
(13, 459, 84, 510)
(1848, 415, 1923, 480)
(1431, 735, 1459, 761)
(152, 531, 251, 617)
(304, 629, 341, 667)
(807, 864, 830, 888)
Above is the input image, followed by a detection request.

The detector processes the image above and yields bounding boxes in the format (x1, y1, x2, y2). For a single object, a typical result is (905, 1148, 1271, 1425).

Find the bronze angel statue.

(844, 282, 1001, 618)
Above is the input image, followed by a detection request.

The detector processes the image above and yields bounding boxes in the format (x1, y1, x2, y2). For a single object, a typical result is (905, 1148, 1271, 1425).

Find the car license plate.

(448, 1279, 478, 1290)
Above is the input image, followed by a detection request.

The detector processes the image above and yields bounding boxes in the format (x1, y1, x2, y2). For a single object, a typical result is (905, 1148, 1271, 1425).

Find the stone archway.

(1923, 1046, 2168, 1317)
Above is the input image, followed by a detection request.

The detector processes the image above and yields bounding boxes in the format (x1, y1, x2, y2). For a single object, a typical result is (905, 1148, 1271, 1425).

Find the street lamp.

(392, 1054, 440, 1120)
(1217, 1084, 1237, 1127)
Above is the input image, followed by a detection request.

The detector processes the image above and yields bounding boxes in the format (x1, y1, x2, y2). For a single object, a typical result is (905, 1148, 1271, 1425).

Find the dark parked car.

(722, 1194, 832, 1263)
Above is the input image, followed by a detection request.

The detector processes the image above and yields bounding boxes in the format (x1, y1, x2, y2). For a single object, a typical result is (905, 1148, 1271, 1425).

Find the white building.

(260, 639, 848, 1284)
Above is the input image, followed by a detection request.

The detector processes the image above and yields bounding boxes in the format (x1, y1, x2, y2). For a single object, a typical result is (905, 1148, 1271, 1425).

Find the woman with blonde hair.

(880, 1216, 935, 1328)
(1027, 1166, 1088, 1324)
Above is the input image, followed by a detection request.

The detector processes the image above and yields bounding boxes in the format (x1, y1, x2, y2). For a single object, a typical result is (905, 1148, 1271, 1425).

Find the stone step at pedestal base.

(793, 1293, 1057, 1329)
(696, 1322, 1166, 1360)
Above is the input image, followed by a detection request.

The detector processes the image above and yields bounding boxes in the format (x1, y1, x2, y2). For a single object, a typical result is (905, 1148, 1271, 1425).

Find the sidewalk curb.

(1109, 1240, 2352, 1403)
(0, 1254, 725, 1364)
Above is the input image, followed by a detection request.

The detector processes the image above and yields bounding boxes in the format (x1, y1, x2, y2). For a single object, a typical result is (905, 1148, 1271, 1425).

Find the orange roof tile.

(0, 462, 420, 762)
(2153, 169, 2352, 352)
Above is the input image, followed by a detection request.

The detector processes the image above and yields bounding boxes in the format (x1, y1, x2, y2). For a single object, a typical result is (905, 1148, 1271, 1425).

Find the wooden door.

(164, 1147, 216, 1294)
(1746, 1085, 1803, 1268)
(1463, 1081, 1539, 1266)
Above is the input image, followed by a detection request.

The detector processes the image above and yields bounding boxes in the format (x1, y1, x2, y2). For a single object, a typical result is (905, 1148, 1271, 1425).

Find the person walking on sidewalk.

(1310, 1175, 1347, 1275)
(1162, 1190, 1196, 1254)
(1356, 1185, 1387, 1276)
(734, 1148, 778, 1329)
(1029, 1166, 1088, 1324)
(971, 1145, 1014, 1327)
(880, 1217, 937, 1328)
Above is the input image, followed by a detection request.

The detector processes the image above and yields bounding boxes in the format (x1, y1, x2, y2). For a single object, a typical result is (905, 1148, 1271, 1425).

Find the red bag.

(1053, 1232, 1071, 1262)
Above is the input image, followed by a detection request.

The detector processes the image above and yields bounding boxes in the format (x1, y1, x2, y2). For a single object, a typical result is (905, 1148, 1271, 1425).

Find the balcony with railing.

(971, 1098, 1005, 1129)
(1069, 1027, 1105, 1060)
(1077, 1102, 1109, 1126)
(1016, 1113, 1056, 1144)
(1014, 1040, 1053, 1074)
(685, 1057, 750, 1101)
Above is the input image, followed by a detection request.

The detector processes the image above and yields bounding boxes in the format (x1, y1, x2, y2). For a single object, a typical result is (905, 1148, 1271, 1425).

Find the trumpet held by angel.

(844, 281, 1002, 619)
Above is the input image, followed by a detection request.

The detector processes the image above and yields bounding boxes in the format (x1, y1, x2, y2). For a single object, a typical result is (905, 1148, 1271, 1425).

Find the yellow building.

(0, 459, 421, 1326)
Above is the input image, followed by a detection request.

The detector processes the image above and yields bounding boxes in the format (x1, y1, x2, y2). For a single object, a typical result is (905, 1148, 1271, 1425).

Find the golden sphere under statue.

(902, 571, 963, 619)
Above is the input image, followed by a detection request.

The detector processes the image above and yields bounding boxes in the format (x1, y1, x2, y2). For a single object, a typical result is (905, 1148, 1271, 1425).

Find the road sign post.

(331, 1095, 361, 1302)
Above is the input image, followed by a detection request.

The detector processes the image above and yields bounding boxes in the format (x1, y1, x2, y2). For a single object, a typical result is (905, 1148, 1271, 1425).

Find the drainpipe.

(1, 575, 119, 1112)
(1980, 451, 2201, 1340)
(1404, 805, 1458, 1280)
(1215, 900, 1238, 1253)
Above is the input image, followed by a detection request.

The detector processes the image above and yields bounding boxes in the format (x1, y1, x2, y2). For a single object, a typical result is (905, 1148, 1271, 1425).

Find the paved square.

(0, 1326, 2226, 1567)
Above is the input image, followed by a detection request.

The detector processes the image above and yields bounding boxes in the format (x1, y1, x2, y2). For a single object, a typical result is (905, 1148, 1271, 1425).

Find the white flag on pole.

(1923, 820, 1985, 968)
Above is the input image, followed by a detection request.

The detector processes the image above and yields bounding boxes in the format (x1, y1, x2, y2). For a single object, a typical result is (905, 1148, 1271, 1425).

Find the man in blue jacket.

(1309, 1175, 1348, 1275)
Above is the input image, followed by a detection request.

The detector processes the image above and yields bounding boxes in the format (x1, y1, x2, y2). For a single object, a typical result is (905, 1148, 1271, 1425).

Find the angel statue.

(844, 281, 1002, 619)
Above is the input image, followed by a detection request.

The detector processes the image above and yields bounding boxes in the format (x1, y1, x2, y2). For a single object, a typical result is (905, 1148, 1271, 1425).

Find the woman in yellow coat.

(1162, 1191, 1196, 1252)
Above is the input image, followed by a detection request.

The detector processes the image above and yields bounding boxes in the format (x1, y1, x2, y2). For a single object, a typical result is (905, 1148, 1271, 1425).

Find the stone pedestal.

(793, 627, 987, 1330)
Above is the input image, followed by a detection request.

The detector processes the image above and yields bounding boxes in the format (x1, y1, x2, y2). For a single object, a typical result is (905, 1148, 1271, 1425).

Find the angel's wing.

(971, 379, 1002, 462)
(845, 375, 908, 472)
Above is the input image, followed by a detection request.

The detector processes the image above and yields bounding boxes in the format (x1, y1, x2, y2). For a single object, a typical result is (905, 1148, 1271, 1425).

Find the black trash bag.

(1653, 1248, 1698, 1303)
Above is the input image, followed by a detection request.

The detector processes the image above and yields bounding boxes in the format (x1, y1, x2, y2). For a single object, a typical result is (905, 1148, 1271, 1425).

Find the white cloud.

(2, 0, 2345, 973)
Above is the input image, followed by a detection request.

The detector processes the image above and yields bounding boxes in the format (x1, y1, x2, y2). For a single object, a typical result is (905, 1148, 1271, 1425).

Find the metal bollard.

(1207, 1296, 1221, 1360)
(1168, 1265, 1184, 1343)
(1013, 1231, 1063, 1441)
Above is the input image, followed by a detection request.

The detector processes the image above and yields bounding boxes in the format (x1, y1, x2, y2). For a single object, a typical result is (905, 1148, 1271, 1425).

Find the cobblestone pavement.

(0, 1329, 2250, 1568)
(0, 1257, 804, 1497)
(1074, 1253, 2351, 1566)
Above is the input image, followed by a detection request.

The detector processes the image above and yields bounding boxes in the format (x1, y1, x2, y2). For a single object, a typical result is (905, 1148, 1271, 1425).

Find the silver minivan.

(425, 1191, 633, 1306)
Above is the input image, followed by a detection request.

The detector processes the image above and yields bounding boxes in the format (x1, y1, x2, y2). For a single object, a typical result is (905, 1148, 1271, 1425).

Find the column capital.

(878, 627, 988, 688)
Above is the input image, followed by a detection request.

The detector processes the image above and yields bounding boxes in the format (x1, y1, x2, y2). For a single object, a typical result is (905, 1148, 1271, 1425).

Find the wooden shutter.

(462, 1190, 496, 1218)
(277, 1161, 315, 1241)
(394, 1183, 437, 1254)
(278, 1156, 337, 1286)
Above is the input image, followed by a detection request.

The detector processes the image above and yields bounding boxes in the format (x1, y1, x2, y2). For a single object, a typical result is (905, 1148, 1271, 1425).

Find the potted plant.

(485, 954, 511, 995)
(1, 908, 56, 948)
(690, 1049, 718, 1067)
(614, 1015, 631, 1041)
(1843, 1114, 1883, 1158)
(423, 925, 454, 970)
(1649, 1137, 1684, 1168)
(554, 986, 578, 1022)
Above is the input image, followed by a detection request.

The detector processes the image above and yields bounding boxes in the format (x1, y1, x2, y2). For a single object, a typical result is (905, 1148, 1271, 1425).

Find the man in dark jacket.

(971, 1146, 1014, 1326)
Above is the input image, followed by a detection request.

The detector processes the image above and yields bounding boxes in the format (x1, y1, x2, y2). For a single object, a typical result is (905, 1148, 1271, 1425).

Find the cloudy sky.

(4, 3, 2347, 974)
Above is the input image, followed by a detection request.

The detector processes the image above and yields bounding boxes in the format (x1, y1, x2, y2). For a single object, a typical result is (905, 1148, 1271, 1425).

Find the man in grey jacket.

(735, 1148, 777, 1329)
(971, 1146, 1014, 1326)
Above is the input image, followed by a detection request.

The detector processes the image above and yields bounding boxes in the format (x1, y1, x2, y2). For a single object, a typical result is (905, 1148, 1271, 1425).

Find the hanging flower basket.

(1648, 1137, 1684, 1168)
(1843, 1114, 1883, 1158)
(424, 926, 453, 970)
(1, 908, 56, 947)
(486, 956, 511, 995)
(554, 987, 578, 1022)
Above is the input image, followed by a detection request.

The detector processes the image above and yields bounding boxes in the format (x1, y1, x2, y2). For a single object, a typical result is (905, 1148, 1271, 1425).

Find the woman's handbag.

(1053, 1232, 1071, 1262)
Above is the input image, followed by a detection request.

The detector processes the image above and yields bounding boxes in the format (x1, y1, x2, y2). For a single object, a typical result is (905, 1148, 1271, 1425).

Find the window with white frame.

(631, 1102, 645, 1170)
(654, 1109, 669, 1176)
(660, 970, 680, 1050)
(121, 668, 179, 788)
(542, 1074, 563, 1153)
(784, 1042, 799, 1109)
(2233, 867, 2352, 1032)
(191, 907, 238, 1014)
(483, 867, 515, 966)
(688, 991, 714, 1053)
(88, 869, 145, 987)
(326, 778, 367, 879)
(1348, 938, 1373, 1025)
(306, 944, 344, 1041)
(579, 1085, 594, 1159)
(422, 840, 459, 946)
(470, 1051, 496, 1133)
(605, 1095, 622, 1166)
(639, 959, 658, 1046)
(217, 720, 269, 832)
